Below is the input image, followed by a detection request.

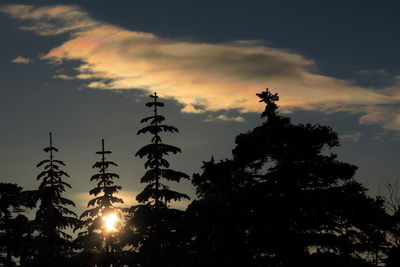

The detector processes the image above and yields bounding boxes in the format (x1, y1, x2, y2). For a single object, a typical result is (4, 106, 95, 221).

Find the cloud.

(358, 105, 400, 132)
(205, 114, 245, 122)
(357, 69, 390, 77)
(0, 5, 97, 36)
(53, 74, 74, 80)
(339, 131, 363, 142)
(2, 4, 400, 127)
(11, 56, 33, 64)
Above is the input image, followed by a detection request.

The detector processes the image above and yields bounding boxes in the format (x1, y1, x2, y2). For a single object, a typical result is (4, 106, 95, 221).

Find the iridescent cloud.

(2, 4, 400, 127)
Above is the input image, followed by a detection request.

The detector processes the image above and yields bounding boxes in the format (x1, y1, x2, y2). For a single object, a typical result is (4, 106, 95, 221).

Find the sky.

(1, 0, 400, 213)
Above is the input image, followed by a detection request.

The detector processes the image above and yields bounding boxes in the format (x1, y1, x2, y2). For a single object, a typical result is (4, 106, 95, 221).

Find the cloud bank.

(2, 4, 400, 129)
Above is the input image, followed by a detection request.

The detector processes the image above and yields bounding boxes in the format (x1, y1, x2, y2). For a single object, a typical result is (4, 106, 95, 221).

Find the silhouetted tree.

(26, 132, 80, 266)
(0, 183, 33, 266)
(75, 139, 124, 267)
(186, 89, 388, 267)
(125, 92, 190, 267)
(382, 180, 400, 266)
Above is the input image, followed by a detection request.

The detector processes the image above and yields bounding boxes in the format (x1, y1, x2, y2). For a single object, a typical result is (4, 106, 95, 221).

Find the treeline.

(1, 90, 400, 267)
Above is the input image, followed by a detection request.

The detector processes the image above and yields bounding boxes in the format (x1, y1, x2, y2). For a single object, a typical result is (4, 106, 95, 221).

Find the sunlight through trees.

(103, 213, 118, 232)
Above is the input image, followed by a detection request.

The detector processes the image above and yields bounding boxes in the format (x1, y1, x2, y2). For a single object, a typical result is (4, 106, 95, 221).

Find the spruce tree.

(126, 92, 190, 267)
(28, 132, 80, 266)
(75, 139, 123, 266)
(135, 92, 190, 208)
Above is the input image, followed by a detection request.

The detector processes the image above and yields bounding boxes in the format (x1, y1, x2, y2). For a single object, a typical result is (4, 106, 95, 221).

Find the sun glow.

(102, 213, 118, 232)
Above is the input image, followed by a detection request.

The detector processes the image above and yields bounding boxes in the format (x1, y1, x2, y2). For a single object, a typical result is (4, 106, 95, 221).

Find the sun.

(102, 213, 118, 232)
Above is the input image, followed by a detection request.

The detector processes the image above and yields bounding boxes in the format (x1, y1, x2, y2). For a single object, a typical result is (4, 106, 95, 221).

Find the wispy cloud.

(2, 4, 400, 128)
(53, 74, 74, 80)
(205, 114, 245, 122)
(0, 5, 97, 36)
(339, 131, 363, 142)
(358, 105, 400, 132)
(11, 56, 33, 64)
(357, 69, 390, 77)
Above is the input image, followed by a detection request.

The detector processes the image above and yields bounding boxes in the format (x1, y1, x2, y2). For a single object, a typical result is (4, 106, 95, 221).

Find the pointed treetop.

(49, 132, 53, 160)
(43, 131, 58, 155)
(146, 91, 165, 108)
(96, 138, 112, 155)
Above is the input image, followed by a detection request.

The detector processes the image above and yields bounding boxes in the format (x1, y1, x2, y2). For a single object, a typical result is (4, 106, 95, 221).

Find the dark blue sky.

(1, 0, 400, 212)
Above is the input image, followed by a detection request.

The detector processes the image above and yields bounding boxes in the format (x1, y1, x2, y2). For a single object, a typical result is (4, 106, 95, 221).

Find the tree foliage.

(186, 89, 388, 267)
(0, 183, 35, 266)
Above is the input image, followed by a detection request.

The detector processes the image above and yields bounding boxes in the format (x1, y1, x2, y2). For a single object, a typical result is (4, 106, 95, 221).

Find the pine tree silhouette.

(28, 132, 80, 266)
(135, 92, 190, 208)
(75, 139, 123, 266)
(125, 92, 190, 267)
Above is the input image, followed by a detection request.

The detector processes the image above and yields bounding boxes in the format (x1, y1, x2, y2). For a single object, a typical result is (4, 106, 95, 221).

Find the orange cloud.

(2, 4, 400, 126)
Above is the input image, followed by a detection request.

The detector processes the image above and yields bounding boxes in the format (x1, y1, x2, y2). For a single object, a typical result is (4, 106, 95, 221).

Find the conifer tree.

(0, 183, 32, 266)
(75, 139, 123, 266)
(28, 132, 80, 266)
(126, 92, 190, 267)
(135, 92, 190, 208)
